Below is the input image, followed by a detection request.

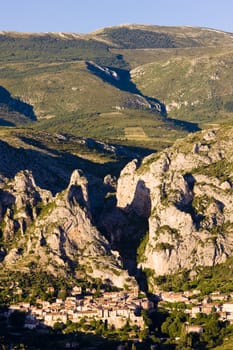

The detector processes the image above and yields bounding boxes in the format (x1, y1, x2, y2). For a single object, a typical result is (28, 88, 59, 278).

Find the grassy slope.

(94, 24, 233, 48)
(1, 25, 233, 152)
(130, 47, 233, 126)
(0, 61, 188, 151)
(0, 60, 131, 117)
(214, 336, 233, 350)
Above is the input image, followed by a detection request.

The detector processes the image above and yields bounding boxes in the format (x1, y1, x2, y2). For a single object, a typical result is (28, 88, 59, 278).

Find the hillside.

(94, 24, 233, 48)
(131, 48, 233, 126)
(1, 24, 233, 152)
(0, 57, 192, 151)
(2, 25, 233, 62)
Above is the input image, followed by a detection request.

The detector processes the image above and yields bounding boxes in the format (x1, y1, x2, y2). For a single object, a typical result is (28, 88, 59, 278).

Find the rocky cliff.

(116, 127, 233, 289)
(0, 164, 136, 289)
(1, 126, 233, 293)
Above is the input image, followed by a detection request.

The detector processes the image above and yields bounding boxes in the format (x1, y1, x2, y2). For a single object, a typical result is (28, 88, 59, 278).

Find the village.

(5, 286, 154, 330)
(159, 289, 233, 334)
(4, 284, 233, 336)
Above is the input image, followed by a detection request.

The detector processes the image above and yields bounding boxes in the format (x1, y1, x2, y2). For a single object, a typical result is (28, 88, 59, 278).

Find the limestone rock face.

(0, 170, 51, 237)
(1, 126, 233, 292)
(0, 168, 135, 289)
(116, 127, 233, 283)
(117, 159, 151, 218)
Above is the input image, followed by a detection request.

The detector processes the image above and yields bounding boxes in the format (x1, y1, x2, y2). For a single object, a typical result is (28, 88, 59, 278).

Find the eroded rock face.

(0, 169, 136, 289)
(116, 127, 233, 284)
(1, 126, 233, 292)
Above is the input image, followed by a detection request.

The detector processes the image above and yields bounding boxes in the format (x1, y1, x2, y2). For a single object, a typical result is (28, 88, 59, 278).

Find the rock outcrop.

(1, 126, 233, 292)
(116, 127, 233, 288)
(0, 168, 136, 289)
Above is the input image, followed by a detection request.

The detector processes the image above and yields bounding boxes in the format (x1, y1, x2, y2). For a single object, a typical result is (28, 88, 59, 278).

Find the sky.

(0, 0, 233, 34)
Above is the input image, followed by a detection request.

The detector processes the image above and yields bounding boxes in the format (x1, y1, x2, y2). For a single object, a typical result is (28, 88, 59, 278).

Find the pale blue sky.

(0, 0, 232, 34)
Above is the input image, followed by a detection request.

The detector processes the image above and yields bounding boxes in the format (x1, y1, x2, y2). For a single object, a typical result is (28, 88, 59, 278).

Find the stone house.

(44, 312, 68, 327)
(191, 305, 202, 318)
(160, 292, 189, 303)
(201, 303, 219, 314)
(71, 286, 82, 296)
(222, 302, 233, 313)
(186, 324, 203, 334)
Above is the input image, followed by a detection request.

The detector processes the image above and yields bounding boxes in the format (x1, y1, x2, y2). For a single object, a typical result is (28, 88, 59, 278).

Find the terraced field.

(124, 127, 149, 141)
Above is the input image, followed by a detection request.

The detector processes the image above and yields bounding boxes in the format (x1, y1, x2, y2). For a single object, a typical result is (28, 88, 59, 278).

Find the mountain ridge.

(2, 23, 233, 40)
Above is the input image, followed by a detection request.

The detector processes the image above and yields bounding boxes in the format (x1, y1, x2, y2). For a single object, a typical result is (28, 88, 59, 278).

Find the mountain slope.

(93, 24, 233, 48)
(0, 59, 191, 150)
(1, 25, 233, 151)
(0, 85, 36, 126)
(115, 126, 233, 291)
(131, 48, 233, 125)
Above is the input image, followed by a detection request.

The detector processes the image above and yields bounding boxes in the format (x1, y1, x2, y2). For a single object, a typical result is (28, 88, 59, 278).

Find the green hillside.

(131, 48, 233, 126)
(1, 25, 233, 152)
(0, 59, 190, 151)
(0, 32, 117, 65)
(214, 336, 233, 350)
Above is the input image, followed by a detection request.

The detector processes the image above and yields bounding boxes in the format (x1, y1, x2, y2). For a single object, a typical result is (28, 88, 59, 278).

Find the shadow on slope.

(0, 136, 154, 197)
(0, 118, 15, 126)
(86, 61, 167, 116)
(166, 116, 201, 132)
(0, 85, 36, 125)
(0, 307, 120, 350)
(0, 139, 113, 195)
(86, 61, 202, 134)
(87, 61, 201, 132)
(19, 134, 154, 160)
(99, 179, 151, 293)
